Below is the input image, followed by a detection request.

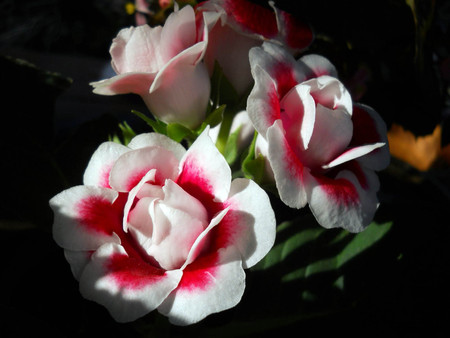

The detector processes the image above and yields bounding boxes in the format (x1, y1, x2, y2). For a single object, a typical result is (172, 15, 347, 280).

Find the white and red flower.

(247, 42, 390, 232)
(196, 0, 313, 96)
(91, 5, 210, 129)
(50, 129, 275, 324)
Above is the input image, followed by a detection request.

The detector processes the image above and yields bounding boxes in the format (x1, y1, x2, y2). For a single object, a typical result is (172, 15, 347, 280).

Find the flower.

(196, 0, 313, 96)
(91, 5, 210, 129)
(50, 128, 276, 324)
(247, 42, 390, 232)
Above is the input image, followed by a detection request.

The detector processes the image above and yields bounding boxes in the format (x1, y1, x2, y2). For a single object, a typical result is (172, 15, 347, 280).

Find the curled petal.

(91, 72, 156, 96)
(79, 243, 182, 323)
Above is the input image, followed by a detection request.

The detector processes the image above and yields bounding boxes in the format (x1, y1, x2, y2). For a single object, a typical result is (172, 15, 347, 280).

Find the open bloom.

(50, 129, 276, 324)
(247, 43, 390, 232)
(91, 5, 210, 129)
(196, 0, 313, 96)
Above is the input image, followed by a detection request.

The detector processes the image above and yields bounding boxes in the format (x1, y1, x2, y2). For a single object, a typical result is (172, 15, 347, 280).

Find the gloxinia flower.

(50, 128, 276, 324)
(91, 5, 210, 129)
(247, 42, 390, 232)
(196, 0, 313, 96)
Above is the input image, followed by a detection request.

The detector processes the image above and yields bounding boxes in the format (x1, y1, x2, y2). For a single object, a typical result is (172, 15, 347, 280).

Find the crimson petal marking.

(306, 164, 380, 232)
(273, 5, 313, 51)
(217, 178, 276, 269)
(247, 64, 281, 136)
(266, 120, 308, 208)
(79, 243, 182, 323)
(280, 84, 316, 150)
(176, 128, 231, 214)
(110, 146, 179, 192)
(181, 207, 230, 270)
(158, 246, 245, 326)
(50, 186, 121, 251)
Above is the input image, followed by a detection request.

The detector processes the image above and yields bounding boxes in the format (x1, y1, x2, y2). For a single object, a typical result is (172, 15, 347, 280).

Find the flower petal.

(298, 54, 338, 79)
(127, 132, 186, 161)
(160, 5, 197, 62)
(158, 246, 245, 325)
(50, 186, 121, 251)
(306, 161, 380, 232)
(109, 146, 180, 192)
(350, 104, 390, 170)
(266, 120, 308, 208)
(64, 249, 92, 281)
(219, 178, 276, 268)
(176, 128, 231, 209)
(79, 243, 182, 323)
(322, 143, 386, 169)
(110, 25, 164, 74)
(91, 72, 156, 96)
(83, 142, 130, 188)
(247, 64, 281, 136)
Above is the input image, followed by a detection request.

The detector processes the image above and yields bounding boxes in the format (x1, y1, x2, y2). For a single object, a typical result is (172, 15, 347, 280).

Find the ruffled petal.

(306, 161, 380, 232)
(266, 120, 308, 208)
(109, 146, 180, 192)
(158, 246, 245, 326)
(83, 141, 130, 188)
(219, 178, 276, 268)
(79, 243, 182, 323)
(50, 186, 121, 251)
(176, 128, 231, 210)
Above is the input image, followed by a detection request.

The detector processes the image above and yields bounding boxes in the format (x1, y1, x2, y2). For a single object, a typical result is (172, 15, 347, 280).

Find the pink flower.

(50, 129, 276, 324)
(91, 5, 210, 129)
(196, 0, 313, 96)
(247, 43, 390, 232)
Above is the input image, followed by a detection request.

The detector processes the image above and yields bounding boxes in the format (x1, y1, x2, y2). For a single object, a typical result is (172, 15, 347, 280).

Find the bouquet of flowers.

(49, 0, 392, 332)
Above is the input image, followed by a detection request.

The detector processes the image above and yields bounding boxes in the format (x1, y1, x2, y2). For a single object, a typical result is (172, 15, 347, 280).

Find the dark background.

(1, 0, 449, 336)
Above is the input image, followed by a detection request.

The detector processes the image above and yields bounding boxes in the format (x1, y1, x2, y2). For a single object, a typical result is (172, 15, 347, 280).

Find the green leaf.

(223, 125, 242, 165)
(131, 109, 167, 135)
(281, 221, 393, 282)
(166, 123, 196, 143)
(201, 104, 226, 130)
(241, 131, 266, 182)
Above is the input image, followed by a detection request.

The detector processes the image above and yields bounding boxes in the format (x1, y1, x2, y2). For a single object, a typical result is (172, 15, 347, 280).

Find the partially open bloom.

(50, 129, 276, 324)
(247, 42, 390, 232)
(196, 0, 313, 96)
(91, 5, 210, 129)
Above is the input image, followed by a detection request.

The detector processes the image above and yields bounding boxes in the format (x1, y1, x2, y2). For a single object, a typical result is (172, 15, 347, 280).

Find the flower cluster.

(50, 0, 389, 326)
